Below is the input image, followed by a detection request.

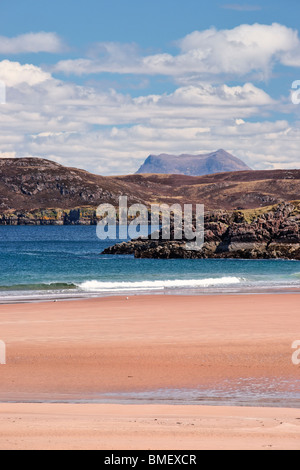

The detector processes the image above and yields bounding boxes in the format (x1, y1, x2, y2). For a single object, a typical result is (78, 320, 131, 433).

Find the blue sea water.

(1, 225, 299, 407)
(0, 225, 300, 302)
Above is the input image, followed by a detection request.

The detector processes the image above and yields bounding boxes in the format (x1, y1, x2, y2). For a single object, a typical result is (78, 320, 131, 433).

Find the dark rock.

(102, 202, 300, 260)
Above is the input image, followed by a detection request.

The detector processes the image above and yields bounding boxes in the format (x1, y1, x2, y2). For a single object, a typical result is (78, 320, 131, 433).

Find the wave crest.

(78, 277, 242, 292)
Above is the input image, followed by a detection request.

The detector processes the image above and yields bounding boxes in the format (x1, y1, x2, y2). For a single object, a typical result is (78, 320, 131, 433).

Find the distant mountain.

(136, 149, 252, 176)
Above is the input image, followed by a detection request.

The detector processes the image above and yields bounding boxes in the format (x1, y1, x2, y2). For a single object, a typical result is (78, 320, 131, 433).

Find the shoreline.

(1, 285, 300, 305)
(1, 391, 299, 409)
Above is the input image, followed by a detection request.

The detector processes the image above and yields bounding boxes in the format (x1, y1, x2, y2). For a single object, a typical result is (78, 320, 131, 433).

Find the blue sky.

(0, 0, 300, 174)
(1, 0, 298, 46)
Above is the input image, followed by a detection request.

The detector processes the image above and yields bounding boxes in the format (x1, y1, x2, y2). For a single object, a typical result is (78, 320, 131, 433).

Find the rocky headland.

(102, 202, 300, 260)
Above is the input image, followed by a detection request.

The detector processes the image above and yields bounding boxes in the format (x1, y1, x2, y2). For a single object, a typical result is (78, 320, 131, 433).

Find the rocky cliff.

(102, 202, 300, 260)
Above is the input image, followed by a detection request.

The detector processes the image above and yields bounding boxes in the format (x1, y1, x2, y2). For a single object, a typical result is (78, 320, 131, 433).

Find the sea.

(0, 225, 300, 303)
(1, 225, 299, 407)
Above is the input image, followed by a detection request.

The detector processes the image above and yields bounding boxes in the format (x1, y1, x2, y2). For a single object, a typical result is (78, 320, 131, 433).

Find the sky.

(0, 0, 300, 175)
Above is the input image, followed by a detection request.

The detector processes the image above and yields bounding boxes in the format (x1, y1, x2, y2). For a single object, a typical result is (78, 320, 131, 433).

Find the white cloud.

(0, 24, 298, 175)
(54, 23, 300, 81)
(0, 59, 299, 175)
(161, 83, 275, 107)
(0, 151, 16, 158)
(0, 60, 52, 86)
(176, 23, 300, 78)
(0, 32, 66, 54)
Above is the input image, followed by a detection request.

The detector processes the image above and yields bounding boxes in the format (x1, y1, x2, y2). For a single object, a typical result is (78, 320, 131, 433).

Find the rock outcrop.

(102, 202, 300, 260)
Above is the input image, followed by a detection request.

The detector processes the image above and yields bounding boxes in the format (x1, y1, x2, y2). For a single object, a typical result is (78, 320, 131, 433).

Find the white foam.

(78, 277, 242, 292)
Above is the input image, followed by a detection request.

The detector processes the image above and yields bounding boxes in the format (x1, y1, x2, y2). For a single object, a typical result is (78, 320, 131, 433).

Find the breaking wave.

(78, 277, 242, 292)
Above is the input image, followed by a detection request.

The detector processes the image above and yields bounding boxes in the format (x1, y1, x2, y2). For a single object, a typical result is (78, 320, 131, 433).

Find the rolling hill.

(0, 157, 299, 224)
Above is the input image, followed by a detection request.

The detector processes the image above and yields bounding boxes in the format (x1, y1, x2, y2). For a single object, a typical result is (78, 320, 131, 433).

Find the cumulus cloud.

(161, 83, 275, 107)
(0, 59, 299, 175)
(176, 23, 300, 78)
(0, 32, 66, 55)
(0, 60, 52, 86)
(0, 23, 298, 174)
(54, 23, 300, 81)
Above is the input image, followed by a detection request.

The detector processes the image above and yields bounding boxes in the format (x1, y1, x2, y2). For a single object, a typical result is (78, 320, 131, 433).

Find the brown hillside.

(0, 158, 299, 214)
(118, 170, 300, 209)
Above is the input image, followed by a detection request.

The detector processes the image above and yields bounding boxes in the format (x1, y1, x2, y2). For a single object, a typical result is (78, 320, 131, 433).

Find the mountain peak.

(136, 150, 252, 176)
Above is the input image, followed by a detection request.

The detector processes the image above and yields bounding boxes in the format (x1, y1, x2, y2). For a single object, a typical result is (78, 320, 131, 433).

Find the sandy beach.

(0, 294, 299, 449)
(0, 403, 299, 450)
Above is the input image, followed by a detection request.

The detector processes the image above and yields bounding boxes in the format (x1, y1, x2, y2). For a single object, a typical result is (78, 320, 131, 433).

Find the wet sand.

(0, 294, 299, 449)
